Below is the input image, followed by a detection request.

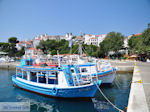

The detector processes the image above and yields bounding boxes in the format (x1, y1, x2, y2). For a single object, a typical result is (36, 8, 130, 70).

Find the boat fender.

(52, 88, 58, 95)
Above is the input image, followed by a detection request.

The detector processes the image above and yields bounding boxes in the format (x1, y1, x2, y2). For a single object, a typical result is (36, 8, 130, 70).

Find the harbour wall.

(116, 66, 134, 73)
(0, 62, 134, 72)
(0, 62, 19, 70)
(127, 65, 149, 112)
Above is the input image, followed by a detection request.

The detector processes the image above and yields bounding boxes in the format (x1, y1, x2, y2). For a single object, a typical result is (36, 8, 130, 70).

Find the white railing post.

(22, 70, 23, 78)
(27, 71, 30, 81)
(16, 68, 18, 77)
(46, 72, 49, 84)
(37, 72, 39, 83)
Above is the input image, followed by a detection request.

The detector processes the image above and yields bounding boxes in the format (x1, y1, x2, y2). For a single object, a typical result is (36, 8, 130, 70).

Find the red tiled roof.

(85, 34, 93, 36)
(28, 48, 42, 51)
(134, 33, 142, 36)
(35, 38, 41, 40)
(90, 37, 96, 39)
(26, 42, 32, 44)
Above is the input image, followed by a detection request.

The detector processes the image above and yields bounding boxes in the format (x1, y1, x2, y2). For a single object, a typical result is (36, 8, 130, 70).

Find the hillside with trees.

(1, 23, 150, 61)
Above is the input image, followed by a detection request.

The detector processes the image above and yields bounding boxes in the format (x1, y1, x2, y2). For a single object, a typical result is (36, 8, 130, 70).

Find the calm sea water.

(0, 70, 132, 112)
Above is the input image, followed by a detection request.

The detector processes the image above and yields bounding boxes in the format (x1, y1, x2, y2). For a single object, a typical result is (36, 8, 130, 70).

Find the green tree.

(142, 26, 150, 56)
(98, 32, 124, 58)
(37, 39, 70, 55)
(142, 27, 150, 46)
(82, 44, 98, 57)
(0, 43, 10, 52)
(16, 47, 25, 57)
(128, 35, 143, 54)
(128, 23, 150, 59)
(8, 37, 19, 44)
(7, 37, 19, 57)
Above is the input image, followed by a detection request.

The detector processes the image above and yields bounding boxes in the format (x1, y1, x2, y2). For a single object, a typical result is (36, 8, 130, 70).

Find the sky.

(0, 0, 150, 42)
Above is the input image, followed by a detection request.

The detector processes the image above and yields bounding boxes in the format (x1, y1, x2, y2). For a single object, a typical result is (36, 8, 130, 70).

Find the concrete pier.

(136, 62, 150, 112)
(127, 66, 149, 112)
(0, 62, 19, 69)
(111, 60, 150, 112)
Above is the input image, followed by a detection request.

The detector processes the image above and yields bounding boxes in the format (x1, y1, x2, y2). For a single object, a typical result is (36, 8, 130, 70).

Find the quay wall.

(0, 62, 134, 72)
(0, 62, 19, 70)
(127, 66, 149, 112)
(116, 66, 134, 73)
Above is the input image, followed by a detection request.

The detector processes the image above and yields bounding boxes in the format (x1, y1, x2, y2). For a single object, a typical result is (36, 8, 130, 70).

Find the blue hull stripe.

(12, 76, 99, 98)
(92, 68, 115, 76)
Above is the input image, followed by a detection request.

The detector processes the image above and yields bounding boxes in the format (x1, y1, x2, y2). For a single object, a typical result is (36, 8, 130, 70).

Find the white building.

(16, 41, 33, 50)
(84, 34, 106, 46)
(32, 33, 73, 48)
(65, 33, 73, 40)
(33, 38, 41, 48)
(25, 48, 43, 57)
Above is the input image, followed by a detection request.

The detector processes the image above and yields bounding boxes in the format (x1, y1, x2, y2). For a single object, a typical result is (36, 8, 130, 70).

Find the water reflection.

(15, 93, 95, 112)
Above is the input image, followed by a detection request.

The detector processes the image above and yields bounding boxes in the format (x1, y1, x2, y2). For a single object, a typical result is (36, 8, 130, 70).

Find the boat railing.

(16, 66, 62, 72)
(72, 73, 92, 86)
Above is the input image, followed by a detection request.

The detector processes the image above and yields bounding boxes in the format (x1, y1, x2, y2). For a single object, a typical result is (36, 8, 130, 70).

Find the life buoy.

(52, 88, 58, 95)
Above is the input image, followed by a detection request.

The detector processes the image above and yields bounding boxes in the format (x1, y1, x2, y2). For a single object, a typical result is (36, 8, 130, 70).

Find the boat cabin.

(15, 64, 93, 88)
(15, 65, 72, 88)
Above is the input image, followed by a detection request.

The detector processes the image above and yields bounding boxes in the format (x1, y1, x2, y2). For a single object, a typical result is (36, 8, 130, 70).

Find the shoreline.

(0, 62, 19, 70)
(0, 61, 134, 73)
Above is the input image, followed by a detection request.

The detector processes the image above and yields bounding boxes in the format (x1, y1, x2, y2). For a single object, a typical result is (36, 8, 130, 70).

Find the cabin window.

(17, 69, 22, 78)
(81, 68, 87, 73)
(30, 72, 37, 82)
(71, 69, 75, 73)
(23, 71, 27, 80)
(26, 60, 32, 65)
(39, 72, 46, 83)
(48, 72, 58, 84)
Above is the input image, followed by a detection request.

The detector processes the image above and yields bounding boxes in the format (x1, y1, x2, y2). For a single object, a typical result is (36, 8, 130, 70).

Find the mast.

(57, 50, 61, 67)
(68, 33, 73, 64)
(78, 42, 83, 57)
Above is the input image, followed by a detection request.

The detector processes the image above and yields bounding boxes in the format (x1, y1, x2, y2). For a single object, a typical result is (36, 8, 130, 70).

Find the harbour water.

(0, 69, 132, 112)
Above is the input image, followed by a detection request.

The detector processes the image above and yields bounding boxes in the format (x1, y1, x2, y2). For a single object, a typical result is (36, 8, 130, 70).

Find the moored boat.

(12, 60, 101, 98)
(66, 62, 116, 84)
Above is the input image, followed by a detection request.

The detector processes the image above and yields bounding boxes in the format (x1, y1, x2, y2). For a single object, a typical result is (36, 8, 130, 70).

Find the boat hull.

(12, 75, 100, 98)
(92, 68, 116, 84)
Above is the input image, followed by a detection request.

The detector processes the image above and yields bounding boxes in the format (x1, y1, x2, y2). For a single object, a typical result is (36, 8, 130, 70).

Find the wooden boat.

(12, 60, 101, 98)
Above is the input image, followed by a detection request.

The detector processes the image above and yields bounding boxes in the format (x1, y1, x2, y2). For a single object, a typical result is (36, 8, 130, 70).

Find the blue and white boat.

(12, 59, 101, 98)
(66, 62, 116, 84)
(55, 54, 116, 84)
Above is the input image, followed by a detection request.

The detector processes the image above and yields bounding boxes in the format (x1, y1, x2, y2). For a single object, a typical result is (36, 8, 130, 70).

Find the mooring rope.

(95, 83, 124, 112)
